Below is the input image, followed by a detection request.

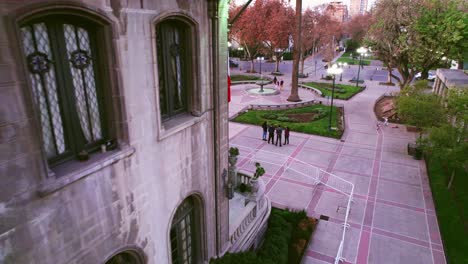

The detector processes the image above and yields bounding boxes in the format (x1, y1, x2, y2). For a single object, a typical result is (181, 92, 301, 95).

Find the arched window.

(105, 251, 142, 264)
(156, 18, 194, 121)
(20, 14, 109, 165)
(170, 197, 201, 264)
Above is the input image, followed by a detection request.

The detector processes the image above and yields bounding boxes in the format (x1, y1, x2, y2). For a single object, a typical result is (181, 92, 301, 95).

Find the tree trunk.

(250, 59, 254, 73)
(421, 69, 429, 80)
(387, 65, 394, 84)
(287, 0, 302, 102)
(447, 169, 455, 189)
(300, 54, 305, 75)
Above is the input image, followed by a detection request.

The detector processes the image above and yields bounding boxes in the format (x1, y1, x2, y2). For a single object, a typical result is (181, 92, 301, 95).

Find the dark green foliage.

(304, 82, 364, 100)
(210, 252, 275, 264)
(262, 113, 279, 120)
(277, 116, 293, 122)
(238, 183, 252, 193)
(210, 208, 317, 264)
(282, 52, 293, 60)
(234, 105, 342, 138)
(345, 39, 360, 54)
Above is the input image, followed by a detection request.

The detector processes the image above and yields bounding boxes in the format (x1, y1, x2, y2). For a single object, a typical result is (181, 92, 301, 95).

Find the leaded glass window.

(170, 198, 198, 264)
(156, 20, 191, 121)
(20, 16, 107, 165)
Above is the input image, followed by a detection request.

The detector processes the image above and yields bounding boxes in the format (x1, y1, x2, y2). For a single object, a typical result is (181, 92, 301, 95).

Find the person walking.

(273, 76, 277, 86)
(262, 121, 268, 141)
(275, 125, 283, 147)
(383, 117, 389, 126)
(284, 126, 290, 145)
(280, 79, 284, 91)
(268, 124, 275, 144)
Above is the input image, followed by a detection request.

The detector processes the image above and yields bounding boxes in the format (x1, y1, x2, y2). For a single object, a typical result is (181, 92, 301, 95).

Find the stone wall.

(0, 0, 229, 263)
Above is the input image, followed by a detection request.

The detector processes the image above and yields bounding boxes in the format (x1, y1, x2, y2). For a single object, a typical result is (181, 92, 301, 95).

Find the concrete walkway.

(228, 69, 446, 264)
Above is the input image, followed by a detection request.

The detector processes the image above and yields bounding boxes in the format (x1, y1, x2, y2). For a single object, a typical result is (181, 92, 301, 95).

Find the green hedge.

(210, 209, 317, 264)
(304, 82, 364, 100)
(282, 52, 293, 60)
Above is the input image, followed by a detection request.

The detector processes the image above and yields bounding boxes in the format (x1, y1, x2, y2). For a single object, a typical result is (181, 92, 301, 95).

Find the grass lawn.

(336, 57, 371, 66)
(304, 82, 364, 100)
(426, 156, 468, 264)
(231, 75, 268, 82)
(233, 105, 343, 138)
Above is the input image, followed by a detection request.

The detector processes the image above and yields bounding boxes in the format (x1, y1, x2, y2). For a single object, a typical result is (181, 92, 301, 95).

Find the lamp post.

(338, 62, 347, 81)
(275, 48, 283, 73)
(257, 56, 265, 92)
(356, 47, 367, 88)
(327, 64, 343, 131)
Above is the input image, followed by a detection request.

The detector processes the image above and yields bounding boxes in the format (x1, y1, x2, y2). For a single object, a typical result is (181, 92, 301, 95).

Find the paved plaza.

(228, 64, 446, 264)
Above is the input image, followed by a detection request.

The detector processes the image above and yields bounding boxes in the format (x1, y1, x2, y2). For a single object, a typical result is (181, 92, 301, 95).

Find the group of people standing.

(262, 122, 290, 147)
(272, 76, 284, 91)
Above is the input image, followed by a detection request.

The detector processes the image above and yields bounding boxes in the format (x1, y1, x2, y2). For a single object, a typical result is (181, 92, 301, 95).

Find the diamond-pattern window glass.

(64, 24, 102, 142)
(170, 198, 197, 264)
(20, 24, 66, 158)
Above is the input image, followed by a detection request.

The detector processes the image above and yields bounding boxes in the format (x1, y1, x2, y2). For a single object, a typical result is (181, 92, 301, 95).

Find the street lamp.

(356, 47, 367, 88)
(327, 64, 343, 131)
(257, 56, 265, 92)
(338, 62, 347, 81)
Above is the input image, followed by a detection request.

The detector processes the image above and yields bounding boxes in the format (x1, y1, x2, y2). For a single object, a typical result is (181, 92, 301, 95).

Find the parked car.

(229, 59, 238, 68)
(415, 72, 436, 81)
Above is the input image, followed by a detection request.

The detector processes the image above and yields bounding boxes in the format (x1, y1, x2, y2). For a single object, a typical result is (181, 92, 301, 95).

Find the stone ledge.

(38, 146, 135, 197)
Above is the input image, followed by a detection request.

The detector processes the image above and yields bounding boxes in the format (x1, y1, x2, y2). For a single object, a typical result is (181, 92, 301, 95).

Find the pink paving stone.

(381, 150, 419, 167)
(340, 145, 376, 160)
(426, 213, 443, 245)
(266, 180, 314, 210)
(308, 221, 361, 262)
(432, 250, 447, 264)
(379, 162, 421, 185)
(334, 155, 374, 176)
(295, 147, 338, 168)
(302, 256, 333, 264)
(344, 132, 378, 146)
(372, 203, 429, 241)
(356, 230, 371, 264)
(376, 180, 425, 208)
(302, 138, 340, 152)
(382, 136, 414, 153)
(331, 170, 371, 196)
(368, 233, 433, 264)
(363, 201, 375, 226)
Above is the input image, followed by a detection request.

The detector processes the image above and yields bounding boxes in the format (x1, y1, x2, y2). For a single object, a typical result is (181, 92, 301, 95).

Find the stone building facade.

(432, 69, 468, 97)
(349, 0, 368, 18)
(325, 2, 348, 23)
(0, 0, 230, 263)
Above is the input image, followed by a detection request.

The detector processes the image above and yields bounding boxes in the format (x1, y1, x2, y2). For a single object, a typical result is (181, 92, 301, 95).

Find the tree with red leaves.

(262, 0, 294, 73)
(299, 8, 332, 74)
(229, 0, 268, 73)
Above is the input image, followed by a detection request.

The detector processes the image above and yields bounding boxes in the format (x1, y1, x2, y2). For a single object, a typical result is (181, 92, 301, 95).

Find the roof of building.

(436, 69, 468, 89)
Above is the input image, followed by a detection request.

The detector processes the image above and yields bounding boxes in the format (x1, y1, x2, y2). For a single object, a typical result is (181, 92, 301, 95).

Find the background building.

(0, 0, 237, 263)
(324, 1, 349, 23)
(349, 0, 368, 17)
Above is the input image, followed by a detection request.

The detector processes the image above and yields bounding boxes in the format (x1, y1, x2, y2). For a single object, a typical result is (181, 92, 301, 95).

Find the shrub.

(257, 213, 292, 264)
(262, 113, 278, 120)
(282, 52, 293, 60)
(238, 183, 251, 193)
(277, 116, 292, 122)
(210, 252, 274, 264)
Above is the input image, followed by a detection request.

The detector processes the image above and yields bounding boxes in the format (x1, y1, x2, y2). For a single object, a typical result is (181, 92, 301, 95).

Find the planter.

(228, 156, 238, 166)
(250, 178, 259, 193)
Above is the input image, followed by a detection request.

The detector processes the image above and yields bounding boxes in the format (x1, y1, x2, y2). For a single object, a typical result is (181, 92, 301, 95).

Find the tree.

(262, 0, 294, 73)
(411, 0, 468, 78)
(395, 81, 446, 138)
(229, 1, 267, 73)
(366, 0, 468, 89)
(345, 14, 373, 43)
(299, 9, 332, 75)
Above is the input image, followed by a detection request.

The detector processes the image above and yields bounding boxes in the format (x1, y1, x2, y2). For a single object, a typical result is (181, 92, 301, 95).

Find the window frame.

(19, 13, 112, 167)
(169, 196, 204, 264)
(12, 5, 128, 183)
(152, 14, 203, 138)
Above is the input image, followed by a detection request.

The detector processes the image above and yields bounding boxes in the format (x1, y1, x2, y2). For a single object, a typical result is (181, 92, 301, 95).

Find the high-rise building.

(349, 0, 368, 17)
(0, 1, 269, 263)
(325, 1, 349, 23)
